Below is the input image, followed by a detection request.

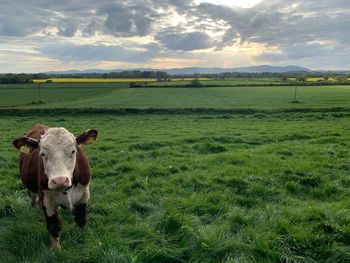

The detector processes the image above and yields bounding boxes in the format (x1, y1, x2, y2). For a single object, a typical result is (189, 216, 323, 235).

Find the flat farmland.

(1, 82, 350, 262)
(0, 84, 124, 108)
(144, 78, 284, 86)
(1, 84, 350, 110)
(1, 113, 350, 262)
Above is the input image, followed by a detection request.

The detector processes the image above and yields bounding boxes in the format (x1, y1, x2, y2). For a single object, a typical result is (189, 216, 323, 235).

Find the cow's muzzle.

(50, 177, 71, 190)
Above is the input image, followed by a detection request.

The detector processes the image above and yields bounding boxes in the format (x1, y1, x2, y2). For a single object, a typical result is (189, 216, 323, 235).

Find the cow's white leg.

(44, 208, 62, 251)
(28, 190, 38, 207)
(50, 236, 61, 251)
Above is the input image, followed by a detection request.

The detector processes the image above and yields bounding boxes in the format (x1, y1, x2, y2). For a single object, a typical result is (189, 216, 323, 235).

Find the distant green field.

(1, 113, 350, 262)
(32, 77, 280, 85)
(0, 83, 125, 108)
(150, 78, 284, 87)
(1, 84, 350, 110)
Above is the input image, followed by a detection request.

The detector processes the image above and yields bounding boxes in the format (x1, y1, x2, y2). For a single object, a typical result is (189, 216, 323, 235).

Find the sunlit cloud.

(195, 0, 263, 8)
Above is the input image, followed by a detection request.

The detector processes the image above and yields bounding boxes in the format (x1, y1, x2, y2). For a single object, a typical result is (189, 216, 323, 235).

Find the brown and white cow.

(12, 124, 98, 250)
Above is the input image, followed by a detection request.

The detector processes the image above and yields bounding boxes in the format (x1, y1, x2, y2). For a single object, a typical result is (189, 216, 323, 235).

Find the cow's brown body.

(18, 125, 47, 193)
(13, 124, 98, 250)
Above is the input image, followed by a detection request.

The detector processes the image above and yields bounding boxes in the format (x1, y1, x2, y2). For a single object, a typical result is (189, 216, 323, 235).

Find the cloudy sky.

(0, 0, 349, 73)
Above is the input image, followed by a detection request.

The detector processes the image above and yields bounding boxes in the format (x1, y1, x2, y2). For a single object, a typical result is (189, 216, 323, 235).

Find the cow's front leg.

(28, 190, 38, 207)
(74, 184, 90, 229)
(74, 203, 87, 228)
(45, 210, 62, 250)
(42, 195, 61, 250)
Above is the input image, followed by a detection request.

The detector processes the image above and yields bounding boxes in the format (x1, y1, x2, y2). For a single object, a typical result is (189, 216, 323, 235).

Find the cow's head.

(13, 128, 98, 190)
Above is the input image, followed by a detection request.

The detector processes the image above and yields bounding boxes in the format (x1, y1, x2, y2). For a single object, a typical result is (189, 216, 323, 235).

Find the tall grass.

(1, 113, 350, 262)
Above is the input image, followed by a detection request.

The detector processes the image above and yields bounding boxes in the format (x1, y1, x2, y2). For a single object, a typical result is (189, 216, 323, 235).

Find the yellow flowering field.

(33, 78, 158, 83)
(32, 78, 211, 83)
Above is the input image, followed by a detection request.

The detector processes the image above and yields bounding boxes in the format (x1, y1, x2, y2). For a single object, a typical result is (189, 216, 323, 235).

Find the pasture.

(288, 78, 350, 82)
(1, 84, 350, 110)
(1, 113, 350, 262)
(0, 84, 118, 108)
(1, 82, 350, 262)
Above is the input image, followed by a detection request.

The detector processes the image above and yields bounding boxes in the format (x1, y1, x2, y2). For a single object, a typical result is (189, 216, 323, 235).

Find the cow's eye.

(40, 153, 45, 157)
(72, 150, 76, 154)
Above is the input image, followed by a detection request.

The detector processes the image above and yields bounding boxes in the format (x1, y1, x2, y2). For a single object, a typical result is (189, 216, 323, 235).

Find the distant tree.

(155, 71, 168, 78)
(323, 76, 329, 81)
(190, 78, 202, 87)
(335, 76, 347, 82)
(296, 76, 307, 83)
(0, 73, 31, 84)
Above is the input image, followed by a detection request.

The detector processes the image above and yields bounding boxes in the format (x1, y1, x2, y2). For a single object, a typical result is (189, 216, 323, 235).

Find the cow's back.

(19, 125, 48, 193)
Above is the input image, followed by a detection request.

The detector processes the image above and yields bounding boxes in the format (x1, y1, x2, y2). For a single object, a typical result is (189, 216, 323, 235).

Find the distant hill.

(164, 65, 311, 74)
(44, 65, 311, 75)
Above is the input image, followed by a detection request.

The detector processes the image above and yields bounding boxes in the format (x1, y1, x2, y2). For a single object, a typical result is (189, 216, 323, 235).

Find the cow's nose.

(52, 177, 69, 186)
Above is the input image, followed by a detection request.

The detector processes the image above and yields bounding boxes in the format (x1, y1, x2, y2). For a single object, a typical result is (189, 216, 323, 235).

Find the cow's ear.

(12, 137, 39, 154)
(76, 129, 98, 145)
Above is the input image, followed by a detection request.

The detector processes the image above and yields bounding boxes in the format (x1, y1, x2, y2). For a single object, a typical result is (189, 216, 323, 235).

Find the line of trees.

(0, 71, 169, 84)
(51, 71, 169, 79)
(0, 73, 48, 84)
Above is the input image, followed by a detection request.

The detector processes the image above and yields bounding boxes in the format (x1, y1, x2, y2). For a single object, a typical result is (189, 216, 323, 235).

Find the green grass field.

(0, 83, 125, 108)
(149, 78, 284, 87)
(1, 80, 350, 262)
(1, 83, 350, 110)
(1, 113, 350, 262)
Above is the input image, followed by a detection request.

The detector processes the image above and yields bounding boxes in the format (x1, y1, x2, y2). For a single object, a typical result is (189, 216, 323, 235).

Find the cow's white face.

(39, 128, 77, 190)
